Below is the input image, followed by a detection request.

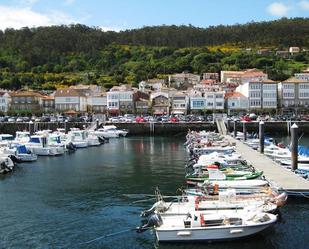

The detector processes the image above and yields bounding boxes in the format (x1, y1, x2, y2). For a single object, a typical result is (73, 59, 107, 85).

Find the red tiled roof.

(224, 92, 245, 99)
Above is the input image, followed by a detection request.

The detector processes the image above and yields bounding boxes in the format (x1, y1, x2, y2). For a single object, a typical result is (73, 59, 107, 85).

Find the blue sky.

(0, 0, 308, 30)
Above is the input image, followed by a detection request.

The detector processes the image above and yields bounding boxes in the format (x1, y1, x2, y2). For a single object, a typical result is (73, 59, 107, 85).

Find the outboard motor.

(67, 142, 77, 153)
(98, 136, 105, 144)
(0, 161, 12, 173)
(136, 213, 163, 233)
(8, 155, 20, 164)
(140, 201, 168, 217)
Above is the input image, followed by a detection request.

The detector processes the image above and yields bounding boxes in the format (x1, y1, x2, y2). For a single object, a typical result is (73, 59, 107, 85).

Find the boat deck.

(225, 136, 309, 196)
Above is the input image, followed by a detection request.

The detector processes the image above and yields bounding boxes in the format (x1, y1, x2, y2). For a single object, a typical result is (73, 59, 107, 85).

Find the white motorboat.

(25, 135, 59, 156)
(85, 132, 101, 146)
(138, 211, 277, 242)
(14, 131, 30, 144)
(46, 134, 66, 155)
(2, 144, 38, 162)
(0, 134, 14, 146)
(93, 125, 128, 138)
(68, 129, 88, 148)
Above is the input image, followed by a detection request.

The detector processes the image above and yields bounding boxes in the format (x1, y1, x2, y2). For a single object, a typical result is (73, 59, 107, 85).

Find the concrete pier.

(226, 135, 309, 196)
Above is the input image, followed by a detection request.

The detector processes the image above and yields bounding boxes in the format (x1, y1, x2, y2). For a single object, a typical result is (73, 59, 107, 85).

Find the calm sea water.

(0, 136, 308, 249)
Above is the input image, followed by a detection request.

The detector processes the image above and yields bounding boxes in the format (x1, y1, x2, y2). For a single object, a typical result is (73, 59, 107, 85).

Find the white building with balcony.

(278, 76, 309, 113)
(54, 88, 87, 112)
(236, 80, 277, 110)
(204, 91, 225, 110)
(107, 85, 134, 114)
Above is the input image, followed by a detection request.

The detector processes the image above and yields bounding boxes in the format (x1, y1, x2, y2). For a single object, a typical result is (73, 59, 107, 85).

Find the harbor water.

(0, 136, 308, 249)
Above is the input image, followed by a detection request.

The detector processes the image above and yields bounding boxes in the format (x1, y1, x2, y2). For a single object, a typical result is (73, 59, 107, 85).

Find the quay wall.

(1, 121, 309, 136)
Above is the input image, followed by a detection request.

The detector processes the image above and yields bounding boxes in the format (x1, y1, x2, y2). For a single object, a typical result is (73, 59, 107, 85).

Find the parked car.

(16, 117, 23, 122)
(136, 116, 145, 123)
(109, 117, 120, 123)
(8, 117, 16, 122)
(57, 116, 65, 122)
(240, 115, 251, 122)
(170, 116, 179, 123)
(50, 116, 57, 122)
(23, 117, 30, 122)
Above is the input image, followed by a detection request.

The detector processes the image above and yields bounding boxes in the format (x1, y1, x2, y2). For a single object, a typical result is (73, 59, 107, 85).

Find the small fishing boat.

(0, 155, 15, 174)
(2, 144, 38, 162)
(186, 165, 263, 182)
(138, 211, 277, 242)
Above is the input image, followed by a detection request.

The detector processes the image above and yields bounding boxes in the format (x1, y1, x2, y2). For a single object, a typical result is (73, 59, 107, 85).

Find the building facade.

(236, 80, 277, 110)
(54, 88, 87, 112)
(171, 92, 189, 115)
(10, 91, 43, 112)
(278, 77, 309, 113)
(150, 92, 170, 115)
(107, 85, 134, 115)
(225, 92, 249, 113)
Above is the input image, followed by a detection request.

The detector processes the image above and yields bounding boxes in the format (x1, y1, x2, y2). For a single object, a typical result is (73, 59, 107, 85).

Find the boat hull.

(155, 222, 274, 242)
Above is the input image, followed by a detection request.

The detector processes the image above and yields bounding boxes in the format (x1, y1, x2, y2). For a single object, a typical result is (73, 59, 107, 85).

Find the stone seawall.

(1, 121, 309, 136)
(0, 122, 89, 135)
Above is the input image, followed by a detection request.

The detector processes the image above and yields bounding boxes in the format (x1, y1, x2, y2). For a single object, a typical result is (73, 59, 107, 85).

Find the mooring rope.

(77, 228, 134, 245)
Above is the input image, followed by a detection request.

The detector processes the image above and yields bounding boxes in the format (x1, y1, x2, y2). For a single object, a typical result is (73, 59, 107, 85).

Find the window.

(192, 100, 204, 108)
(108, 102, 118, 108)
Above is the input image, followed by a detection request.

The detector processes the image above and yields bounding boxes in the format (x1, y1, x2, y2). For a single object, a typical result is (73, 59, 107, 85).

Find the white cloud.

(299, 0, 309, 10)
(100, 26, 121, 32)
(0, 5, 77, 30)
(267, 2, 290, 16)
(64, 0, 75, 5)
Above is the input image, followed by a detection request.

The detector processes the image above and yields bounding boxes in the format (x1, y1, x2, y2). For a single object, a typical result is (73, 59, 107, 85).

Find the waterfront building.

(225, 92, 249, 114)
(87, 93, 107, 113)
(134, 90, 150, 114)
(171, 91, 189, 115)
(41, 95, 55, 112)
(236, 79, 277, 111)
(188, 90, 204, 112)
(150, 92, 170, 115)
(204, 91, 225, 111)
(278, 76, 309, 114)
(54, 88, 87, 112)
(107, 85, 134, 115)
(0, 91, 11, 113)
(10, 90, 44, 113)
